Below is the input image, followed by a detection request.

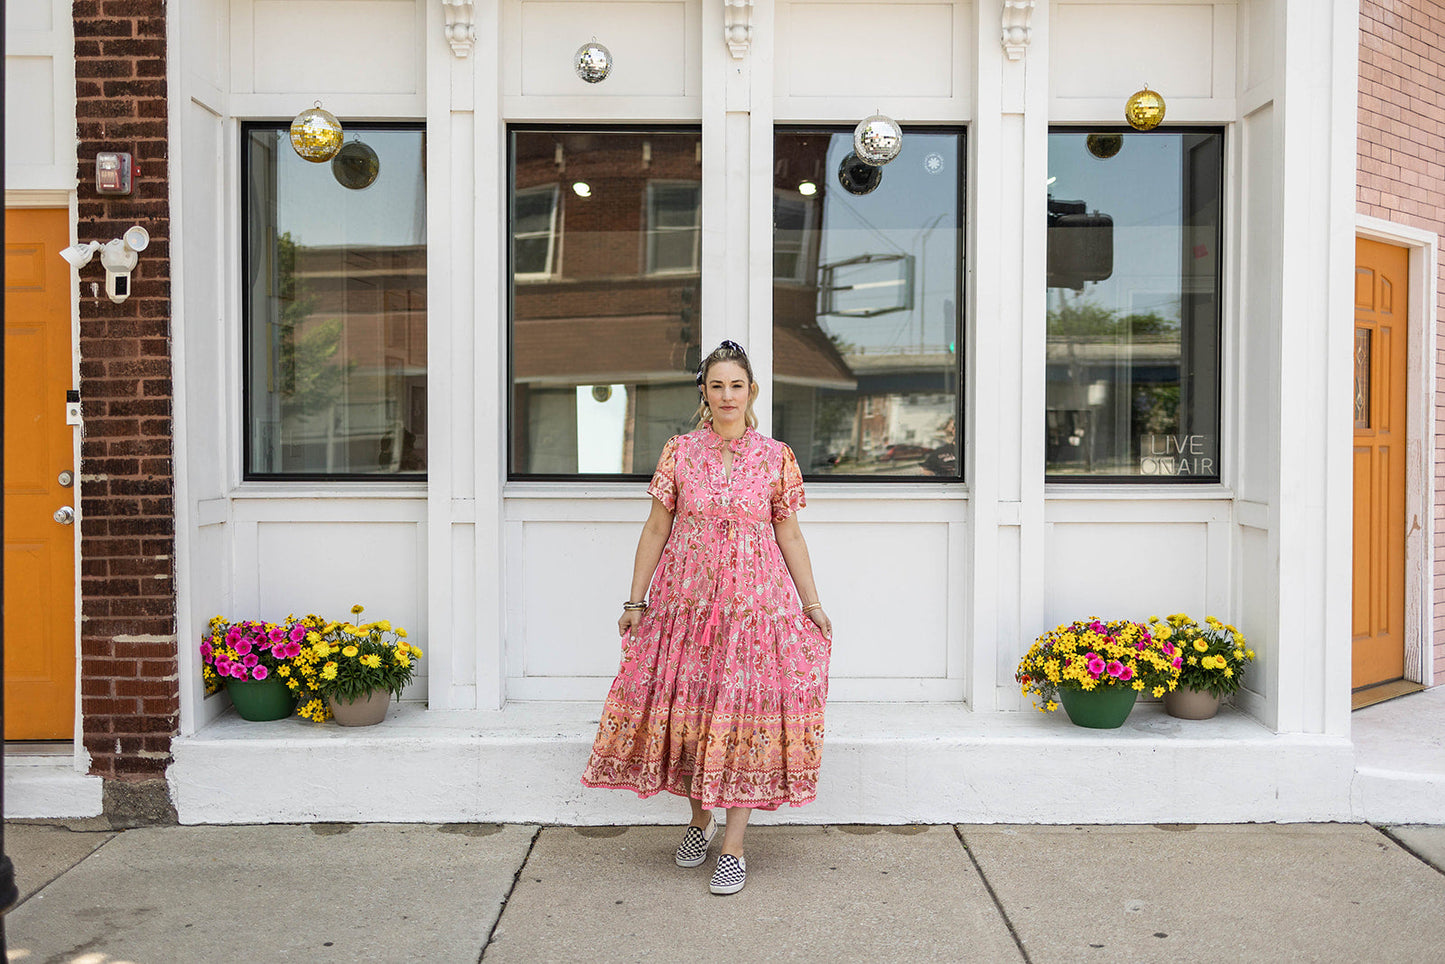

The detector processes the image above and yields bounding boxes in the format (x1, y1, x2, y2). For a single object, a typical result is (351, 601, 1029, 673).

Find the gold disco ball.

(1086, 133, 1124, 159)
(1124, 87, 1166, 131)
(290, 102, 344, 162)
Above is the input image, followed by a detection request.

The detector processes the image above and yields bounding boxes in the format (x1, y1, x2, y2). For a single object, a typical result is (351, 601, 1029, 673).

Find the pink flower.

(225, 629, 242, 646)
(290, 625, 306, 643)
(1162, 642, 1175, 656)
(1087, 656, 1107, 677)
(251, 665, 269, 681)
(215, 659, 232, 674)
(234, 638, 253, 656)
(229, 663, 247, 678)
(1172, 656, 1183, 669)
(1106, 660, 1125, 678)
(1118, 666, 1134, 682)
(286, 641, 303, 658)
(269, 627, 285, 643)
(200, 642, 212, 658)
(242, 653, 259, 668)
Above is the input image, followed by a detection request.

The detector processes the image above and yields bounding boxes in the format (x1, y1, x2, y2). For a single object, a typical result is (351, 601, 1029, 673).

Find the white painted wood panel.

(235, 0, 421, 95)
(6, 1, 53, 31)
(517, 1, 691, 97)
(1237, 103, 1278, 503)
(1051, 4, 1215, 99)
(4, 1, 72, 191)
(6, 57, 55, 167)
(1043, 520, 1212, 625)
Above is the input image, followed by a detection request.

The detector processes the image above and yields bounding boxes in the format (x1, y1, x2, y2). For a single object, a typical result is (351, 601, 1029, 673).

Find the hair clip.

(719, 339, 745, 354)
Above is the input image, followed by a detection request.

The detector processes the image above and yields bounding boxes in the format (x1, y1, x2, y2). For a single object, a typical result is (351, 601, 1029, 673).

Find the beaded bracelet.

(622, 600, 648, 611)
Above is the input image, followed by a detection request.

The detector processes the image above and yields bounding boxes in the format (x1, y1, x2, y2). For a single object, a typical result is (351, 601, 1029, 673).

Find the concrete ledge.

(169, 701, 1358, 825)
(1349, 686, 1445, 823)
(4, 755, 104, 819)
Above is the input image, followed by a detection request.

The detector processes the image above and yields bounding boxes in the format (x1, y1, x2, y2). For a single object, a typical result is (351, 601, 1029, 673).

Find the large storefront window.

(243, 124, 427, 478)
(510, 128, 702, 477)
(771, 129, 964, 479)
(1046, 129, 1223, 480)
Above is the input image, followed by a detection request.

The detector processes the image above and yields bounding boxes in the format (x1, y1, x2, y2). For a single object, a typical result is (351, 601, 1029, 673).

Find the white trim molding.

(5, 189, 73, 208)
(1001, 0, 1035, 61)
(1356, 214, 1440, 690)
(724, 0, 754, 59)
(442, 0, 476, 58)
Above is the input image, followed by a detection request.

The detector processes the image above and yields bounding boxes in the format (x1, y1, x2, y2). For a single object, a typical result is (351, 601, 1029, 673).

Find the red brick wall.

(73, 0, 177, 780)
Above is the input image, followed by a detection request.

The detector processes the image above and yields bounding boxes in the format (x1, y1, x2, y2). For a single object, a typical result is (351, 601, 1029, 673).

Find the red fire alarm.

(95, 152, 135, 195)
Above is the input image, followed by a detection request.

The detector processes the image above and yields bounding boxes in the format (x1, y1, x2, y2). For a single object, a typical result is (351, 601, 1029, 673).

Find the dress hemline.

(578, 775, 817, 812)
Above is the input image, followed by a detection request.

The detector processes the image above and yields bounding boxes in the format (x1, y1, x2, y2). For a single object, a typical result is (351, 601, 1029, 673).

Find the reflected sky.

(273, 130, 427, 248)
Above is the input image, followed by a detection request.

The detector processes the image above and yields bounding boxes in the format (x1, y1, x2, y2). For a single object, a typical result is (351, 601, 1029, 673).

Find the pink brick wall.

(1358, 0, 1445, 685)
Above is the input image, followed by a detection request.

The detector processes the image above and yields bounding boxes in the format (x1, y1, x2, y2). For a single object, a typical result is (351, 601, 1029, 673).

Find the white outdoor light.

(60, 225, 149, 303)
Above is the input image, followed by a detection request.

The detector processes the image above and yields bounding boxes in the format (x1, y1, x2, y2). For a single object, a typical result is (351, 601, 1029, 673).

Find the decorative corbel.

(443, 0, 476, 58)
(1001, 0, 1035, 62)
(724, 0, 754, 60)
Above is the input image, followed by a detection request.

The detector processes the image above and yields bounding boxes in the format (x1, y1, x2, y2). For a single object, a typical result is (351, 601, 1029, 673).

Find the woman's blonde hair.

(693, 340, 759, 429)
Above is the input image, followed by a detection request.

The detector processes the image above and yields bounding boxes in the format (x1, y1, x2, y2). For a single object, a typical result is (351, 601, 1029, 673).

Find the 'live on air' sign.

(1140, 435, 1215, 476)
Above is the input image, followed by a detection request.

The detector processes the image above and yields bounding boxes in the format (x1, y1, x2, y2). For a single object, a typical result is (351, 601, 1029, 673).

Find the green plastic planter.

(225, 676, 295, 721)
(1059, 684, 1139, 729)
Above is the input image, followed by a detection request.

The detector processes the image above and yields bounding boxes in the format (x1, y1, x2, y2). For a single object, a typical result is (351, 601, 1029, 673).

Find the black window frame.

(240, 119, 429, 483)
(1043, 124, 1226, 485)
(506, 123, 705, 483)
(769, 124, 967, 485)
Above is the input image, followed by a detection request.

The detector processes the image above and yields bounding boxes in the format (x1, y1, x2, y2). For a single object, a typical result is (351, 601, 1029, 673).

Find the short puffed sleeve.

(646, 435, 681, 511)
(771, 443, 807, 521)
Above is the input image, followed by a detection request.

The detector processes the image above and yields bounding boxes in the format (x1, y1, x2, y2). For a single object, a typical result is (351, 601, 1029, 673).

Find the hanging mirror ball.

(332, 141, 380, 190)
(574, 41, 612, 83)
(289, 104, 343, 162)
(853, 114, 903, 166)
(838, 153, 883, 196)
(1124, 88, 1166, 131)
(1086, 133, 1124, 159)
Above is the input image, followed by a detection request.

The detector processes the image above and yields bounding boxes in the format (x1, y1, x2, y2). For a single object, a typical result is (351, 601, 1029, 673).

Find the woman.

(580, 340, 833, 896)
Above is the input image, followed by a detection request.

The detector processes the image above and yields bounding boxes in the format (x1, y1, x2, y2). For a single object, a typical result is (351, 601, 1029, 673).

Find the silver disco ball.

(574, 41, 612, 84)
(853, 114, 903, 166)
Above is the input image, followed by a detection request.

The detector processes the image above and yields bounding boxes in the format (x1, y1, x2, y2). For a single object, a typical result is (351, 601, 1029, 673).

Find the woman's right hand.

(618, 609, 644, 637)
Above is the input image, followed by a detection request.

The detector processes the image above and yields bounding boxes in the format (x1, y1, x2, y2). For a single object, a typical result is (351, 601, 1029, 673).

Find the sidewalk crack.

(955, 826, 1032, 964)
(479, 825, 542, 962)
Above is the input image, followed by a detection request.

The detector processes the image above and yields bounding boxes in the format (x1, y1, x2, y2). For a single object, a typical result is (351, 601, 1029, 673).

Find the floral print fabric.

(580, 427, 830, 810)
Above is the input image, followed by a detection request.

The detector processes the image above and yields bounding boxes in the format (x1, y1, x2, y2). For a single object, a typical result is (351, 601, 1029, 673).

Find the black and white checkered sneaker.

(709, 853, 747, 895)
(674, 816, 718, 867)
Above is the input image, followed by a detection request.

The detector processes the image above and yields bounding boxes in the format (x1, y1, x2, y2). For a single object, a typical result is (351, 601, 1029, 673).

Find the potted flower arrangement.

(301, 605, 422, 726)
(200, 616, 309, 721)
(1146, 614, 1254, 719)
(1016, 617, 1182, 728)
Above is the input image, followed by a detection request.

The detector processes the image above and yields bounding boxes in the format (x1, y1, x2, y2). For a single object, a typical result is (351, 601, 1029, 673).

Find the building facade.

(5, 0, 1441, 824)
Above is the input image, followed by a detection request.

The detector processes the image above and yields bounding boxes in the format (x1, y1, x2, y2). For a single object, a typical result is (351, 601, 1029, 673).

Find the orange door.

(4, 208, 77, 739)
(1352, 238, 1409, 690)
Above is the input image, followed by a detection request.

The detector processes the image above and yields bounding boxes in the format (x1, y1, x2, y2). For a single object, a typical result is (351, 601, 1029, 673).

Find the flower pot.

(1164, 686, 1221, 720)
(327, 689, 392, 726)
(1059, 685, 1139, 729)
(225, 676, 295, 721)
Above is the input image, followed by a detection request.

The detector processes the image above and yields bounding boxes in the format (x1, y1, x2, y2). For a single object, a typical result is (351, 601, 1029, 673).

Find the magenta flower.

(242, 653, 259, 668)
(1106, 660, 1125, 678)
(251, 665, 269, 681)
(215, 659, 232, 674)
(1118, 665, 1134, 682)
(286, 641, 303, 658)
(234, 639, 253, 656)
(1087, 656, 1107, 677)
(200, 642, 212, 658)
(269, 627, 285, 643)
(1172, 656, 1183, 669)
(1162, 642, 1175, 656)
(290, 625, 306, 643)
(229, 663, 247, 678)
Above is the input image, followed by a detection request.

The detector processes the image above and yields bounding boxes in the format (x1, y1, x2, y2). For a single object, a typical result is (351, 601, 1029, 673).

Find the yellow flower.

(1152, 686, 1165, 698)
(346, 625, 368, 638)
(342, 645, 360, 658)
(1192, 639, 1209, 653)
(412, 646, 423, 658)
(351, 604, 365, 615)
(1223, 666, 1234, 678)
(359, 653, 382, 669)
(1045, 700, 1057, 712)
(1187, 655, 1198, 666)
(306, 631, 321, 643)
(321, 662, 338, 680)
(397, 627, 408, 638)
(395, 652, 411, 667)
(277, 665, 291, 677)
(376, 620, 392, 632)
(286, 678, 299, 690)
(311, 639, 329, 657)
(1246, 649, 1255, 659)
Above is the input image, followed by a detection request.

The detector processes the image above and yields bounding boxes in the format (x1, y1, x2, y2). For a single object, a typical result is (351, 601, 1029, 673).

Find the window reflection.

(245, 126, 428, 477)
(772, 129, 964, 478)
(510, 129, 702, 476)
(1045, 130, 1223, 480)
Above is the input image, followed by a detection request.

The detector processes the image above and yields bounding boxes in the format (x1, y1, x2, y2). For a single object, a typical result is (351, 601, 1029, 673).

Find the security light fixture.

(59, 225, 150, 303)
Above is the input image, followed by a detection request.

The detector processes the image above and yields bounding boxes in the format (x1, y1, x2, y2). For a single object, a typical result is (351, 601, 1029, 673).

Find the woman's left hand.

(807, 607, 832, 639)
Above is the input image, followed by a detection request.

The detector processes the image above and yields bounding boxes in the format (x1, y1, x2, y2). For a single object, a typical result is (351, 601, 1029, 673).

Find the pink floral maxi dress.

(580, 427, 831, 810)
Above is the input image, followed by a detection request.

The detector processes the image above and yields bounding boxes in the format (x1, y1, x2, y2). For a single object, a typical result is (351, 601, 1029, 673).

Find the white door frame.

(1356, 214, 1438, 687)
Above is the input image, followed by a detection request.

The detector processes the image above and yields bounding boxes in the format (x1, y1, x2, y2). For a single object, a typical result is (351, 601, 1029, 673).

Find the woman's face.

(704, 360, 753, 424)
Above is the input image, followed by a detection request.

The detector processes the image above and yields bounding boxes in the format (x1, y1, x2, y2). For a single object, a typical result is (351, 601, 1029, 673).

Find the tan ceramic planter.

(327, 689, 392, 726)
(1163, 686, 1221, 720)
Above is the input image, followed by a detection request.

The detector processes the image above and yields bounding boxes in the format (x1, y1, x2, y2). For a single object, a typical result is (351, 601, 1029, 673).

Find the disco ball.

(289, 103, 343, 163)
(838, 153, 883, 196)
(575, 41, 612, 84)
(332, 141, 380, 190)
(853, 114, 903, 166)
(1086, 133, 1124, 159)
(1124, 87, 1166, 131)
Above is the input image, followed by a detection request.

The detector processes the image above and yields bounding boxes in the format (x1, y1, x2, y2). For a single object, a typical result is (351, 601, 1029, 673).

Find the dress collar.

(704, 424, 753, 453)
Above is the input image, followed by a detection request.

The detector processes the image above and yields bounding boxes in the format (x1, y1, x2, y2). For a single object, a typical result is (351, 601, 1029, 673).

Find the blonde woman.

(581, 340, 833, 895)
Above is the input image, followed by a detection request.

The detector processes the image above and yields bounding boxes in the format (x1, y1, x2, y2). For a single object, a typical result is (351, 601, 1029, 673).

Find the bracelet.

(622, 600, 648, 611)
(802, 602, 823, 615)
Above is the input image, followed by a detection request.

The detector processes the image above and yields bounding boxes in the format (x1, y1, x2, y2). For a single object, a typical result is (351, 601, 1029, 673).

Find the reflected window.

(510, 128, 703, 477)
(771, 129, 964, 479)
(243, 124, 427, 478)
(1045, 129, 1223, 480)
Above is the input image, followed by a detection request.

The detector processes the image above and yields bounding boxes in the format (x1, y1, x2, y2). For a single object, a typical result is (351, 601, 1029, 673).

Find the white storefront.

(133, 1, 1430, 823)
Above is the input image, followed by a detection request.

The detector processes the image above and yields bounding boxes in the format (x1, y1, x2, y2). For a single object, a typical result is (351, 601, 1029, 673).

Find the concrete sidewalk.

(5, 821, 1444, 963)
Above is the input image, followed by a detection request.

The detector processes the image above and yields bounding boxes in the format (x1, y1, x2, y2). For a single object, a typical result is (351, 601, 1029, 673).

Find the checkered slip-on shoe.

(675, 816, 718, 868)
(709, 853, 747, 895)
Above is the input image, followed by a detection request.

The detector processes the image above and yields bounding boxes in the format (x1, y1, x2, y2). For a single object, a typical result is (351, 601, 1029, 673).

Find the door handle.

(58, 470, 74, 487)
(53, 506, 74, 525)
